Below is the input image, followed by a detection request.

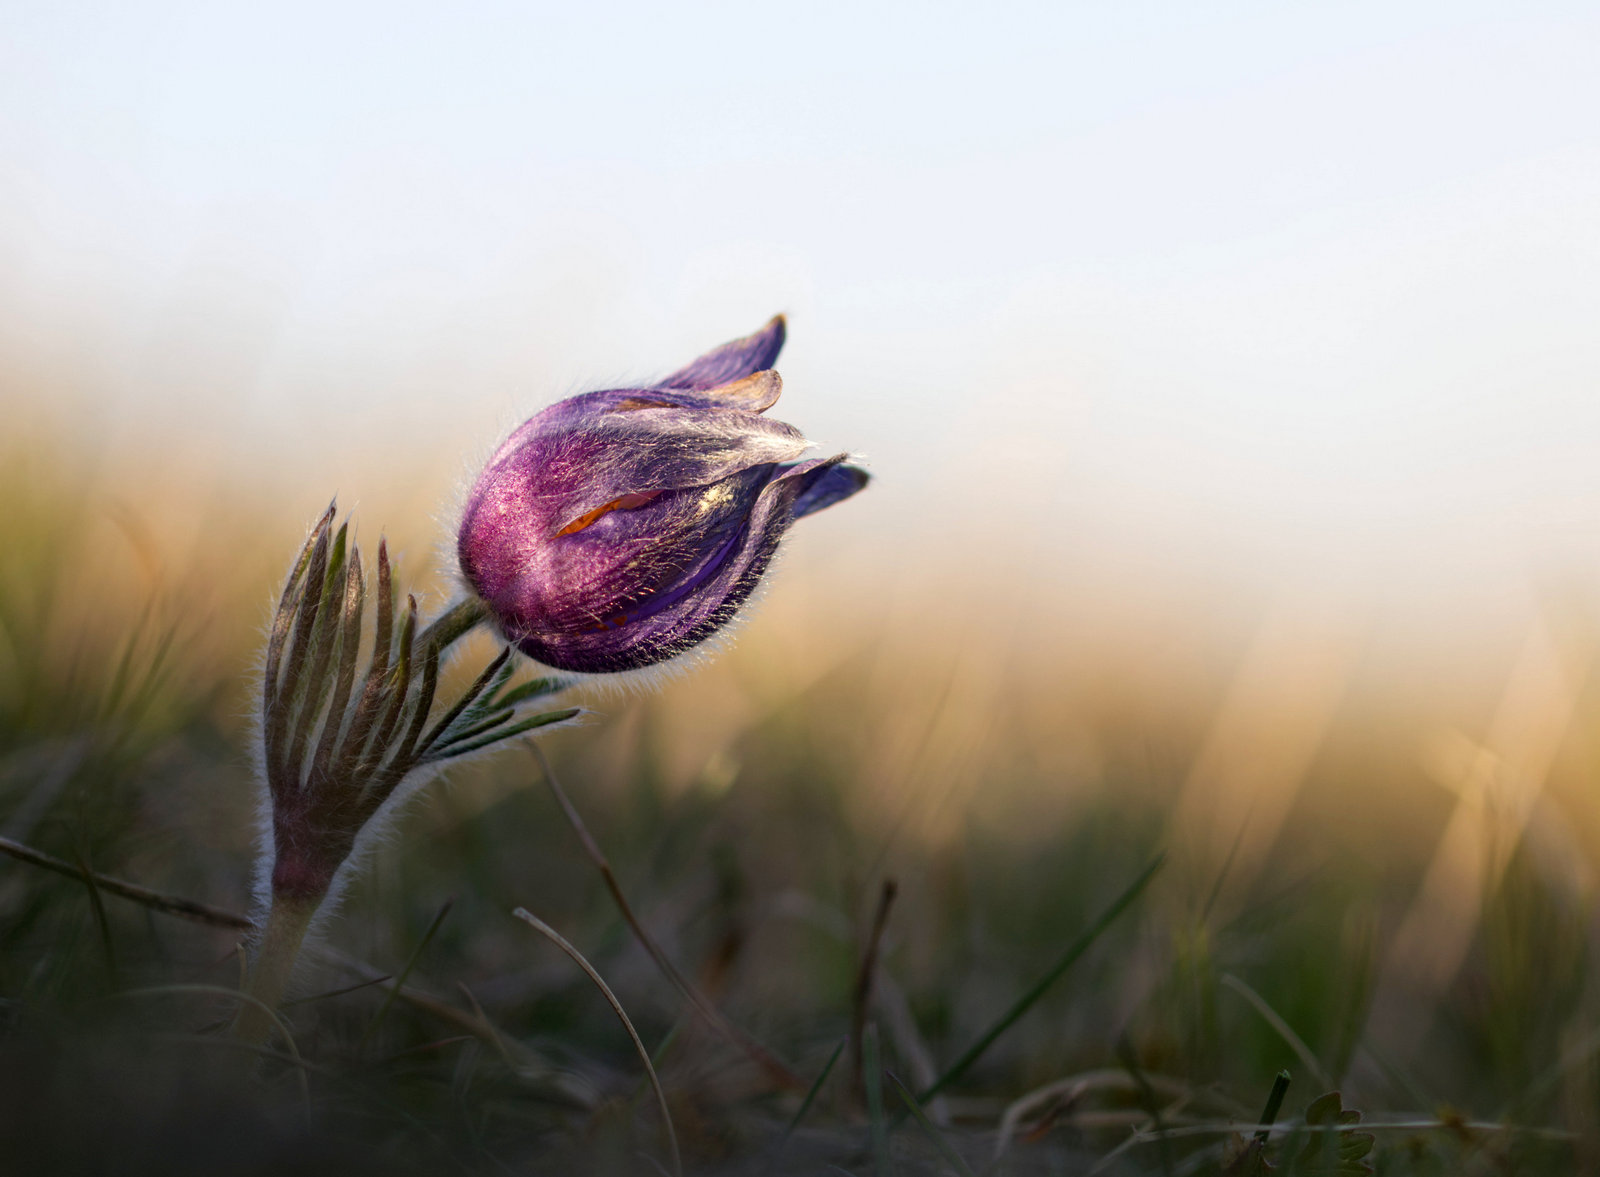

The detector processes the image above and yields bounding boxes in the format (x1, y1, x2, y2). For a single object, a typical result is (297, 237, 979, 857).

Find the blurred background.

(4, 2, 1600, 1171)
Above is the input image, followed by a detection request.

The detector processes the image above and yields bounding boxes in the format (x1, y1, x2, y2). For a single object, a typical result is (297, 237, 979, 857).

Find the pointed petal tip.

(662, 315, 789, 391)
(790, 457, 870, 520)
(704, 368, 783, 411)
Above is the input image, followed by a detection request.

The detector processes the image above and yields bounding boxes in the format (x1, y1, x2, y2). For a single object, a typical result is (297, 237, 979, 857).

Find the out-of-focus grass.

(2, 413, 1599, 1175)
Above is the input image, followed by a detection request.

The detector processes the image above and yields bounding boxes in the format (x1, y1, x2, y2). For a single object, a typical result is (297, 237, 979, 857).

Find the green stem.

(417, 595, 490, 655)
(231, 894, 320, 1047)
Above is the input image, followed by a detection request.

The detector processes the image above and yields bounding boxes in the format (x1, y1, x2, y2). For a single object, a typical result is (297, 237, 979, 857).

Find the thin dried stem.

(512, 907, 682, 1177)
(851, 878, 898, 1094)
(0, 834, 251, 930)
(529, 743, 804, 1091)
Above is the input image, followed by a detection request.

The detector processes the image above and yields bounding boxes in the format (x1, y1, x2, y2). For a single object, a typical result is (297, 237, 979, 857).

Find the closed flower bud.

(457, 316, 869, 673)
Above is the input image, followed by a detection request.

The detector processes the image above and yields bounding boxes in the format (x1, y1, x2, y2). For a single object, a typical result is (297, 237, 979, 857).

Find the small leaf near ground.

(1294, 1091, 1376, 1175)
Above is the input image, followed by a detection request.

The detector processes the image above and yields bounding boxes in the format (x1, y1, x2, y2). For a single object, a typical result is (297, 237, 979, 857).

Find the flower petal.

(521, 370, 781, 432)
(466, 402, 809, 538)
(696, 369, 784, 412)
(502, 460, 826, 673)
(789, 460, 870, 519)
(660, 315, 786, 391)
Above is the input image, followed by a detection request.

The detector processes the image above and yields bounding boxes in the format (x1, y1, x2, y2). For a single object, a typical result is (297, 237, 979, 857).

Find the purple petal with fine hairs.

(535, 370, 783, 429)
(464, 403, 808, 552)
(660, 315, 786, 391)
(494, 457, 852, 673)
(790, 461, 870, 519)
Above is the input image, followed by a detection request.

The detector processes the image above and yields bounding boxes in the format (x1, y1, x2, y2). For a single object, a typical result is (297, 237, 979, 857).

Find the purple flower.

(457, 316, 868, 673)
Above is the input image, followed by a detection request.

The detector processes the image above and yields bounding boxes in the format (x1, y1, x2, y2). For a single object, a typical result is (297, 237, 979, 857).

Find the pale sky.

(3, 2, 1599, 601)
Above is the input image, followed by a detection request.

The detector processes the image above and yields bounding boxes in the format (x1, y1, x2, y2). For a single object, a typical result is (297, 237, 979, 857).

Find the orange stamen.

(554, 490, 664, 537)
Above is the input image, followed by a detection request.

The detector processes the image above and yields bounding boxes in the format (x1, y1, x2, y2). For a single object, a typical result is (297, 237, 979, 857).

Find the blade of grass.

(71, 844, 117, 987)
(1089, 1116, 1575, 1148)
(530, 744, 804, 1090)
(784, 1037, 848, 1141)
(1508, 1023, 1600, 1118)
(360, 898, 454, 1049)
(310, 944, 588, 1105)
(918, 852, 1166, 1104)
(282, 974, 393, 1008)
(1221, 973, 1332, 1089)
(852, 879, 898, 1091)
(864, 1023, 892, 1176)
(513, 907, 682, 1177)
(1199, 817, 1251, 924)
(455, 982, 517, 1070)
(650, 1015, 687, 1070)
(888, 1072, 974, 1177)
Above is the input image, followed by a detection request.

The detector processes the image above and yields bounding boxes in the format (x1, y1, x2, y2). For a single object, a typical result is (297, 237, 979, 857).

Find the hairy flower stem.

(417, 595, 491, 654)
(231, 894, 319, 1047)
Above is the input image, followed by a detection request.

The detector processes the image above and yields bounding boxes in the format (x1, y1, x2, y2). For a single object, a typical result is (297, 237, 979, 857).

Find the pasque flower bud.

(457, 317, 869, 673)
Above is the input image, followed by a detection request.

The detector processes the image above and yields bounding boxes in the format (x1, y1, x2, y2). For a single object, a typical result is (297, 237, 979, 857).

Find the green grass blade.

(864, 1023, 892, 1176)
(784, 1036, 848, 1141)
(888, 1072, 974, 1177)
(917, 852, 1165, 1103)
(72, 845, 117, 987)
(360, 898, 454, 1049)
(1222, 973, 1332, 1089)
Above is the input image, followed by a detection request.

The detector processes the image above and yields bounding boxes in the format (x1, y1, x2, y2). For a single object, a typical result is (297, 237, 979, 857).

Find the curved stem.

(417, 595, 490, 656)
(231, 894, 320, 1048)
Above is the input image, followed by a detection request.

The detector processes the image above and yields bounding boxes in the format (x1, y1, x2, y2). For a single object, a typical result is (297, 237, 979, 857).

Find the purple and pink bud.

(456, 316, 869, 674)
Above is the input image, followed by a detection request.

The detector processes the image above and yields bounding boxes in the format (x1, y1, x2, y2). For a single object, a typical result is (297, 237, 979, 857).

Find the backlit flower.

(457, 316, 868, 673)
